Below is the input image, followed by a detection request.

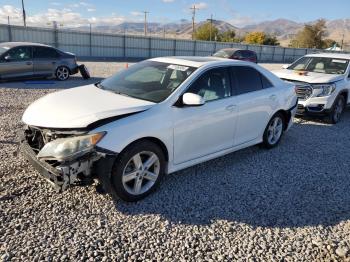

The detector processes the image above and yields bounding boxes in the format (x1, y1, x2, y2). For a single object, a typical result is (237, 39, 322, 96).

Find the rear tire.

(327, 95, 345, 124)
(55, 66, 70, 81)
(111, 140, 166, 202)
(79, 64, 90, 79)
(262, 112, 285, 149)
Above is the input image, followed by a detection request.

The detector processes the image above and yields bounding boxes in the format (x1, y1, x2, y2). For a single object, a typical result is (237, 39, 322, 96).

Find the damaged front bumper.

(19, 132, 117, 192)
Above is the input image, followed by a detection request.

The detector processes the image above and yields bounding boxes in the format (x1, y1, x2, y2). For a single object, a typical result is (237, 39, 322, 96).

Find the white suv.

(273, 53, 350, 123)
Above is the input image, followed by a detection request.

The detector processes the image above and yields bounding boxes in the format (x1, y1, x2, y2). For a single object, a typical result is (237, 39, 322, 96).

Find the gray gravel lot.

(1, 62, 350, 261)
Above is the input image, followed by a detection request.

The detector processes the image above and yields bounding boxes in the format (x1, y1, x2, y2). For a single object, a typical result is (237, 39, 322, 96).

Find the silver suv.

(0, 42, 79, 81)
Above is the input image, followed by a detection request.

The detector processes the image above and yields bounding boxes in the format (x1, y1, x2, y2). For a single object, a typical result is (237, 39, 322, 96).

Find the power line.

(190, 5, 196, 40)
(143, 11, 149, 36)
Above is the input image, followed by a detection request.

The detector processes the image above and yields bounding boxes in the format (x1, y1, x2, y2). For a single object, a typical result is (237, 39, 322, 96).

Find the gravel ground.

(1, 62, 350, 261)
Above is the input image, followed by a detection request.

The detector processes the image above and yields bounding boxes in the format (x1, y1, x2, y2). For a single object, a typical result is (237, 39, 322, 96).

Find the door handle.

(52, 61, 56, 64)
(26, 61, 32, 66)
(269, 94, 277, 101)
(226, 105, 237, 111)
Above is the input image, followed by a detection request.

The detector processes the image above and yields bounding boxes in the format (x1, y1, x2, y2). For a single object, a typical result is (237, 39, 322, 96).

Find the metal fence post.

(89, 26, 92, 57)
(272, 46, 276, 62)
(54, 28, 58, 48)
(7, 24, 12, 41)
(259, 45, 263, 62)
(282, 48, 286, 63)
(148, 37, 152, 58)
(193, 40, 197, 56)
(123, 34, 126, 58)
(173, 39, 176, 56)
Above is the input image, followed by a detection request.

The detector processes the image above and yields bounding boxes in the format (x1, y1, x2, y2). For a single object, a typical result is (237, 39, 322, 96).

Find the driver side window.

(186, 68, 231, 102)
(6, 46, 32, 61)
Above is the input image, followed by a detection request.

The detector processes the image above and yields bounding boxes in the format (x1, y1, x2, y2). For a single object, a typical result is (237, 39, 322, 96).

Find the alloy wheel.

(267, 116, 283, 145)
(56, 67, 69, 81)
(333, 98, 344, 123)
(122, 151, 160, 195)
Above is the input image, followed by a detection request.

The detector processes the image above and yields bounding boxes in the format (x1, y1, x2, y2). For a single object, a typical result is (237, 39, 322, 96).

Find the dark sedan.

(0, 42, 79, 81)
(213, 48, 258, 63)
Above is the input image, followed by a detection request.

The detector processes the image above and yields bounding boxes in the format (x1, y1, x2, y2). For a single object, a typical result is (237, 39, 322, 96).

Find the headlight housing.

(312, 83, 336, 97)
(37, 132, 106, 161)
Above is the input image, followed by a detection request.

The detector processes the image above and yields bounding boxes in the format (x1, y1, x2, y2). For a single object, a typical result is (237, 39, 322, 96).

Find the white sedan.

(20, 57, 297, 201)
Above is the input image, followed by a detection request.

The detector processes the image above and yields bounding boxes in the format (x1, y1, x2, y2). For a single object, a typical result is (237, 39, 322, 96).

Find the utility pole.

(207, 14, 213, 41)
(21, 0, 26, 27)
(190, 5, 196, 40)
(143, 11, 149, 36)
(341, 33, 345, 50)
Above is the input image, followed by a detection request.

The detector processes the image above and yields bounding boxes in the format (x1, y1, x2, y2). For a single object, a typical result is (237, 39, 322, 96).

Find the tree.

(244, 32, 280, 46)
(290, 19, 327, 48)
(322, 39, 339, 49)
(194, 22, 220, 41)
(244, 31, 265, 45)
(263, 35, 279, 46)
(220, 30, 236, 42)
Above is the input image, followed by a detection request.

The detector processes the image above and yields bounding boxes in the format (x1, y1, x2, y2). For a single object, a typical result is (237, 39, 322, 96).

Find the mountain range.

(80, 18, 350, 47)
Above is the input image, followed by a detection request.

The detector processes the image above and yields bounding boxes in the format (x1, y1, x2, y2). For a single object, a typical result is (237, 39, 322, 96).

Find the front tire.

(111, 140, 166, 202)
(327, 95, 345, 124)
(262, 112, 285, 149)
(55, 66, 70, 81)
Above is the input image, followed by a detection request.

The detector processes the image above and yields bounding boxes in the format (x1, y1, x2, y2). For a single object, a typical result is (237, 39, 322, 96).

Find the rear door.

(33, 46, 60, 76)
(231, 66, 278, 146)
(0, 46, 33, 79)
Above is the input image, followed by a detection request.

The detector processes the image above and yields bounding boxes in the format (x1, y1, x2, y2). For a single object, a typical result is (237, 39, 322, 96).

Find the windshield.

(98, 61, 196, 103)
(213, 49, 234, 58)
(288, 56, 349, 75)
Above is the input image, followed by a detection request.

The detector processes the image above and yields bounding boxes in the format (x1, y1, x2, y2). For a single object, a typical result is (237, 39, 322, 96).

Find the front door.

(173, 67, 238, 164)
(0, 46, 33, 79)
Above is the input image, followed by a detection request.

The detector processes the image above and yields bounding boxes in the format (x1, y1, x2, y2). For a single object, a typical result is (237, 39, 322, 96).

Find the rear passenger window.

(261, 74, 273, 88)
(33, 47, 59, 59)
(231, 66, 263, 94)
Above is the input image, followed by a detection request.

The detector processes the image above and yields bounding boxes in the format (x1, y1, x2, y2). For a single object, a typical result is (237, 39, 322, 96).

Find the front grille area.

(281, 79, 313, 100)
(295, 85, 313, 100)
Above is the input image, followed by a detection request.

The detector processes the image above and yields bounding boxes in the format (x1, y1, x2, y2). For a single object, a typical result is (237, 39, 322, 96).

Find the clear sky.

(0, 0, 349, 27)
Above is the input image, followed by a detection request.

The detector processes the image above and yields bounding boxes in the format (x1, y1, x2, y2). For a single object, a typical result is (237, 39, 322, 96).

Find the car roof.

(0, 42, 52, 48)
(305, 52, 350, 60)
(150, 56, 244, 67)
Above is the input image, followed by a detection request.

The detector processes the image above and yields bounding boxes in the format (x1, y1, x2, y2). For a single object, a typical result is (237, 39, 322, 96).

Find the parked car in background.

(20, 56, 297, 201)
(0, 42, 79, 81)
(213, 48, 258, 63)
(273, 53, 350, 123)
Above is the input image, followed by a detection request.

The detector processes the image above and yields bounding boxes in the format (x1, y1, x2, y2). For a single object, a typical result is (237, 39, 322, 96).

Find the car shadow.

(0, 76, 104, 89)
(115, 110, 350, 228)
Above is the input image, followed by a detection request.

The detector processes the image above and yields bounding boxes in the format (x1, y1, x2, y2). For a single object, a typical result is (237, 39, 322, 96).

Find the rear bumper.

(70, 66, 79, 75)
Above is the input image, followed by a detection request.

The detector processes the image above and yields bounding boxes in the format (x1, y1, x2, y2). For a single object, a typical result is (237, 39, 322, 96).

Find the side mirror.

(182, 93, 205, 106)
(4, 55, 11, 62)
(282, 64, 290, 69)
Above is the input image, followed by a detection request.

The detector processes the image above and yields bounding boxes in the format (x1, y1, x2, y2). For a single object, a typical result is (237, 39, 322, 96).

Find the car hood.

(272, 69, 344, 84)
(22, 84, 155, 129)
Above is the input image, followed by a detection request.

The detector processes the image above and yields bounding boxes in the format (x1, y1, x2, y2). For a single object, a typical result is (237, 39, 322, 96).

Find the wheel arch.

(120, 137, 169, 162)
(338, 90, 348, 104)
(273, 109, 291, 130)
